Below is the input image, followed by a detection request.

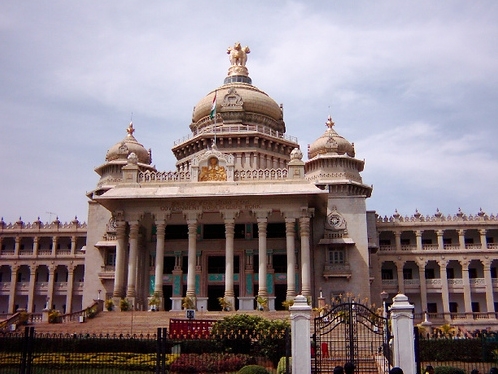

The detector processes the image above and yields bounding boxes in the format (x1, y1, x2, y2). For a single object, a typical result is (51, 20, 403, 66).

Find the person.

(425, 365, 435, 374)
(344, 362, 355, 374)
(390, 367, 404, 374)
(334, 366, 344, 374)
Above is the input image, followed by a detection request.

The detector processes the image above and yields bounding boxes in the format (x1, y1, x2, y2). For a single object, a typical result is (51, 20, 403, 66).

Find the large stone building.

(1, 43, 498, 325)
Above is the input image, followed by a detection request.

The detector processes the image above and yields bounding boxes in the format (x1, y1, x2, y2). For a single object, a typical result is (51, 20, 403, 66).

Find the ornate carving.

(199, 157, 227, 181)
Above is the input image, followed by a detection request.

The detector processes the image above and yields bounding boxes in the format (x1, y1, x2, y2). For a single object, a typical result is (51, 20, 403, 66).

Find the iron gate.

(313, 301, 391, 374)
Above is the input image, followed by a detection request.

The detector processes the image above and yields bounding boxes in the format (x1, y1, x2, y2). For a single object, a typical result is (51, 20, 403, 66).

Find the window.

(106, 251, 116, 266)
(379, 240, 391, 246)
(328, 249, 345, 264)
(449, 302, 458, 313)
(427, 303, 438, 313)
(447, 268, 455, 279)
(267, 223, 286, 238)
(163, 257, 175, 274)
(400, 239, 410, 245)
(381, 269, 393, 280)
(491, 267, 497, 279)
(208, 256, 226, 273)
(425, 268, 435, 279)
(422, 239, 432, 245)
(273, 254, 287, 273)
(165, 225, 188, 240)
(443, 238, 452, 245)
(203, 224, 225, 239)
(465, 238, 474, 244)
(403, 268, 413, 280)
(487, 237, 494, 244)
(234, 224, 246, 239)
(468, 268, 478, 279)
(472, 302, 480, 313)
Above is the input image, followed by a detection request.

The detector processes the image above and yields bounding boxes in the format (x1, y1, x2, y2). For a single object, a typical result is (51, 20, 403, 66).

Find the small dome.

(308, 116, 355, 159)
(105, 122, 151, 164)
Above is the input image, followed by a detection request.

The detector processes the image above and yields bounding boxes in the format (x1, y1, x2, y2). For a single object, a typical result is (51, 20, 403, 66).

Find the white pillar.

(223, 212, 237, 309)
(285, 218, 296, 299)
(257, 218, 268, 298)
(126, 221, 140, 300)
(390, 293, 416, 374)
(290, 295, 312, 374)
(299, 215, 311, 296)
(185, 214, 199, 299)
(113, 221, 127, 298)
(154, 220, 166, 302)
(483, 260, 495, 314)
(66, 265, 75, 314)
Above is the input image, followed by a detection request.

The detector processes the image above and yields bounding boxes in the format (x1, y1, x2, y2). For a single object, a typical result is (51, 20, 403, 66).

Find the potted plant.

(148, 292, 161, 311)
(218, 296, 232, 311)
(182, 296, 196, 310)
(105, 298, 114, 311)
(119, 298, 130, 311)
(256, 296, 268, 311)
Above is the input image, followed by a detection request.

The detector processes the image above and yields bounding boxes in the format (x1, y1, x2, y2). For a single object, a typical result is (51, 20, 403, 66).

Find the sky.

(1, 1, 497, 224)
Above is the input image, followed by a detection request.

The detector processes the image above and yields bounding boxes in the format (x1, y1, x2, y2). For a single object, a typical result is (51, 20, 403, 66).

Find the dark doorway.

(274, 284, 287, 311)
(162, 285, 172, 311)
(208, 285, 225, 311)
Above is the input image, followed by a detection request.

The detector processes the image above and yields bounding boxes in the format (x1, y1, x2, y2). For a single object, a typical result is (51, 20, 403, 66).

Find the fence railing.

(0, 325, 290, 374)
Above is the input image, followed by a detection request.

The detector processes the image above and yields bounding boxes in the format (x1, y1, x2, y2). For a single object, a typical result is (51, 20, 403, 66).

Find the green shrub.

(434, 366, 465, 374)
(238, 364, 270, 374)
(277, 356, 291, 374)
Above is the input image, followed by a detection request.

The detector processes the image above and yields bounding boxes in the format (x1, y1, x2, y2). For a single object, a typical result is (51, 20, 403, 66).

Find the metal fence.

(0, 325, 290, 374)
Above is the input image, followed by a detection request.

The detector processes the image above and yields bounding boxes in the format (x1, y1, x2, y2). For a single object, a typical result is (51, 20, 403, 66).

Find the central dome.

(190, 42, 285, 134)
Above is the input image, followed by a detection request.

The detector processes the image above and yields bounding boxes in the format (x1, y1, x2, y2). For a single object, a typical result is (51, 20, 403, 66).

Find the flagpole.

(211, 90, 217, 148)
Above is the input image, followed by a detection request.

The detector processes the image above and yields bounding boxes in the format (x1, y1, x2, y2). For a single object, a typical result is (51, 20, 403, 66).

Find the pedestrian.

(334, 366, 344, 374)
(390, 367, 404, 374)
(344, 362, 355, 374)
(425, 365, 435, 374)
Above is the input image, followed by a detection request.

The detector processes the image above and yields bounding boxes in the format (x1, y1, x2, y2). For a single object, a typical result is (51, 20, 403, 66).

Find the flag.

(210, 91, 216, 120)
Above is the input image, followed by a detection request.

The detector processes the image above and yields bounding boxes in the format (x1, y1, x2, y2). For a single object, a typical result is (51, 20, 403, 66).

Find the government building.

(1, 43, 497, 327)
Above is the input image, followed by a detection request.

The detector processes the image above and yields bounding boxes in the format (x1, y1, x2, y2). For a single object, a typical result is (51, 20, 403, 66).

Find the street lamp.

(380, 290, 388, 319)
(98, 290, 101, 300)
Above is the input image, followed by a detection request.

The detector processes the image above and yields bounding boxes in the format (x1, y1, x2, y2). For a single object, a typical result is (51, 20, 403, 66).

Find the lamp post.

(380, 290, 388, 319)
(98, 289, 101, 300)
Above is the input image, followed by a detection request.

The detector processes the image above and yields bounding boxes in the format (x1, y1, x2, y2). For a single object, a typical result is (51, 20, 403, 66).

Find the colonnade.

(111, 208, 313, 310)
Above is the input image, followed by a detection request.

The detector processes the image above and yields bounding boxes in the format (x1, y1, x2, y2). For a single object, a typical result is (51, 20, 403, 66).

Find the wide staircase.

(25, 310, 291, 335)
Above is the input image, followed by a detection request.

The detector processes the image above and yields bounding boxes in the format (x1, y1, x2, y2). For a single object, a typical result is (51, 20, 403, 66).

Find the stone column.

(390, 293, 416, 374)
(185, 212, 200, 299)
(222, 211, 238, 309)
(482, 259, 495, 314)
(33, 237, 39, 257)
(458, 229, 466, 249)
(126, 221, 140, 301)
(438, 260, 450, 319)
(416, 260, 428, 314)
(480, 229, 488, 250)
(460, 259, 472, 316)
(257, 218, 268, 298)
(8, 264, 19, 313)
(14, 237, 20, 256)
(47, 264, 56, 310)
(415, 230, 422, 251)
(154, 220, 166, 304)
(437, 230, 444, 249)
(51, 236, 58, 256)
(290, 295, 312, 374)
(394, 231, 401, 251)
(285, 218, 296, 299)
(70, 236, 77, 255)
(65, 264, 75, 314)
(300, 213, 311, 297)
(27, 264, 37, 313)
(113, 220, 127, 298)
(396, 261, 405, 294)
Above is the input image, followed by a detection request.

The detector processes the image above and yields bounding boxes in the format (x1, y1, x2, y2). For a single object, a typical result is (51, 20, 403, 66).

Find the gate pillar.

(290, 295, 311, 374)
(390, 293, 416, 374)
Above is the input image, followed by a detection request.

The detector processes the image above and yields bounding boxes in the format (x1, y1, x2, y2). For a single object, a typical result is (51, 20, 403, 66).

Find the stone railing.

(0, 219, 87, 230)
(173, 123, 298, 146)
(376, 209, 497, 223)
(138, 168, 289, 183)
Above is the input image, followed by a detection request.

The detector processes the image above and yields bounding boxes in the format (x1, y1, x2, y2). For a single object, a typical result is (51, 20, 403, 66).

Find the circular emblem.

(328, 214, 342, 228)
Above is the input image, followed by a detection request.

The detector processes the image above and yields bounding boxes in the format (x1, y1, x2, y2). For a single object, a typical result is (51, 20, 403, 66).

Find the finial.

(127, 121, 135, 137)
(227, 42, 250, 67)
(326, 116, 335, 129)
